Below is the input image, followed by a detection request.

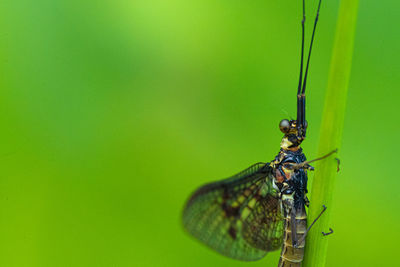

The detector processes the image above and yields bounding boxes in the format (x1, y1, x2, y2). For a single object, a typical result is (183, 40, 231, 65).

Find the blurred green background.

(0, 0, 397, 266)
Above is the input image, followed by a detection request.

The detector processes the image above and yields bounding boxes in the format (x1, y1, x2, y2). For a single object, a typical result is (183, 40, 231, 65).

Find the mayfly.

(182, 0, 337, 266)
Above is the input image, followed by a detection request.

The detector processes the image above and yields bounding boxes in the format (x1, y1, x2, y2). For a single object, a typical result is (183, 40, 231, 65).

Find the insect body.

(183, 121, 321, 265)
(273, 128, 310, 266)
(182, 0, 331, 266)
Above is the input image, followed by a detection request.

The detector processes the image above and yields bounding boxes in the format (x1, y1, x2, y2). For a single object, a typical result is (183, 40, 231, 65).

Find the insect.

(182, 0, 337, 266)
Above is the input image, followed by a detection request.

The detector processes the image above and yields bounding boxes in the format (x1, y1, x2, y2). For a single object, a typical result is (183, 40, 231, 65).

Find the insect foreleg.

(301, 149, 338, 166)
(285, 149, 338, 172)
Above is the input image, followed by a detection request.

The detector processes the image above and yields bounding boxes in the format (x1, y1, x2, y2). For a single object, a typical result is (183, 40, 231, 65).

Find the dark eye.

(279, 119, 290, 133)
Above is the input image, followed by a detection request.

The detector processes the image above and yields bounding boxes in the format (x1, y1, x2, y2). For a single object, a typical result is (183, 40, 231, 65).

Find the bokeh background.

(0, 0, 398, 266)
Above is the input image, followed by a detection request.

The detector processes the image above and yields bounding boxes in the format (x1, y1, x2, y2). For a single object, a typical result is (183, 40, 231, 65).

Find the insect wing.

(182, 163, 285, 261)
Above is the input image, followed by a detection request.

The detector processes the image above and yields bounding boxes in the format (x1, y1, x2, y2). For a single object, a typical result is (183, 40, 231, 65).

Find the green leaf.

(303, 0, 359, 266)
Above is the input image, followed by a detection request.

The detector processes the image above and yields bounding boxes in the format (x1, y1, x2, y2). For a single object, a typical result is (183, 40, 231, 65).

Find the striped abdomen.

(278, 205, 307, 267)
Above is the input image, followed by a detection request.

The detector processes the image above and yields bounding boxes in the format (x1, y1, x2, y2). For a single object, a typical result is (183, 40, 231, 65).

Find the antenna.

(296, 0, 322, 137)
(297, 0, 306, 96)
(302, 0, 322, 95)
(296, 0, 306, 130)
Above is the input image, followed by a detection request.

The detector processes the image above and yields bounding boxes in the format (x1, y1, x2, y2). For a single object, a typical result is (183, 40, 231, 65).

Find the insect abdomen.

(278, 207, 307, 267)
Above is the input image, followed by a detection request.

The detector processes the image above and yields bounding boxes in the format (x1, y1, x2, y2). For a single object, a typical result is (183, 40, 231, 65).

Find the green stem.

(303, 0, 359, 266)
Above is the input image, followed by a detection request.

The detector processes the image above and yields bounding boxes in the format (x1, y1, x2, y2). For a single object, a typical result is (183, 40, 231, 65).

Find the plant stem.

(303, 0, 359, 266)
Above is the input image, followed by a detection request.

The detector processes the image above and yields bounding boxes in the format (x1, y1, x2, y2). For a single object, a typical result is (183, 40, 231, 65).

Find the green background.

(0, 0, 396, 266)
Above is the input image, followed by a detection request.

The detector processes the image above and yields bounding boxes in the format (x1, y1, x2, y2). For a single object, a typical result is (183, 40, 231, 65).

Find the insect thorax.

(271, 148, 308, 209)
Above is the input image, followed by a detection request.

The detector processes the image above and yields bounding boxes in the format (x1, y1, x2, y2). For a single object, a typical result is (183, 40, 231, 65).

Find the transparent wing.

(182, 163, 285, 261)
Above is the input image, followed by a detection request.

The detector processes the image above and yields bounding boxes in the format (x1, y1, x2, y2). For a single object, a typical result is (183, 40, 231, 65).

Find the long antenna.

(301, 0, 322, 94)
(296, 0, 306, 129)
(297, 0, 306, 96)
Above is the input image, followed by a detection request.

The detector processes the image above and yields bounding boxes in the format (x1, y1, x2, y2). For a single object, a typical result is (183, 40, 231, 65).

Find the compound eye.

(304, 120, 308, 128)
(279, 119, 290, 133)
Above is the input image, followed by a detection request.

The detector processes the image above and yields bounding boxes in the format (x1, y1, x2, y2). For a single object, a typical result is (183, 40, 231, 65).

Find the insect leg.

(303, 149, 337, 165)
(335, 157, 341, 172)
(304, 196, 310, 207)
(288, 149, 338, 171)
(294, 205, 327, 247)
(322, 228, 334, 236)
